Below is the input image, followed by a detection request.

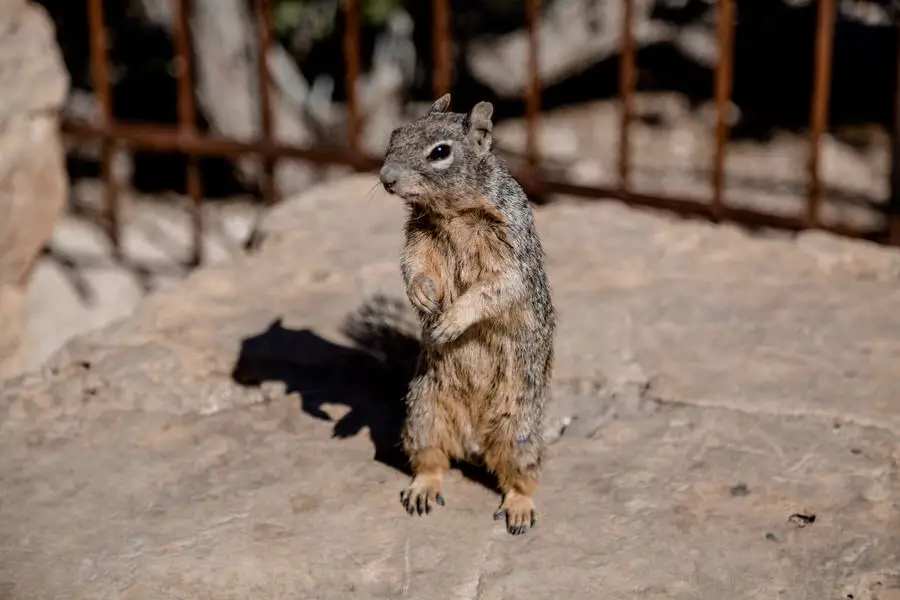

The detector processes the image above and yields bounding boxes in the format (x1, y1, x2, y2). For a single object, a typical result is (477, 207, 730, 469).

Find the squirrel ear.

(428, 94, 451, 115)
(467, 101, 494, 154)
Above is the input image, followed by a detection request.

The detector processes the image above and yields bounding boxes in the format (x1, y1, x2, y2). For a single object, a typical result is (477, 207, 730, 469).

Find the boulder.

(0, 1, 69, 379)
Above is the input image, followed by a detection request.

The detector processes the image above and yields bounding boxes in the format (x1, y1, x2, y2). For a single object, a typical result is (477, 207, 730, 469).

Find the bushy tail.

(340, 293, 421, 392)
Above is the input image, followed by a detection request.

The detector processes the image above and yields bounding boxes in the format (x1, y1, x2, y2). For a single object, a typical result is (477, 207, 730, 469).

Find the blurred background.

(0, 0, 897, 379)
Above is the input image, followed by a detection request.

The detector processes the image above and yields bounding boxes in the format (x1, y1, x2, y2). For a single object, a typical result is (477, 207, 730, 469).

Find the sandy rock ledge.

(1, 174, 898, 599)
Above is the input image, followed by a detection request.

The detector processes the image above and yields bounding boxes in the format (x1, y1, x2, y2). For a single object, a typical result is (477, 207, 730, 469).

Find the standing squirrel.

(379, 94, 556, 535)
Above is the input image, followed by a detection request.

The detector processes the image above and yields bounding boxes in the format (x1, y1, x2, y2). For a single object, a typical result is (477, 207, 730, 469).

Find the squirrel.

(378, 93, 557, 535)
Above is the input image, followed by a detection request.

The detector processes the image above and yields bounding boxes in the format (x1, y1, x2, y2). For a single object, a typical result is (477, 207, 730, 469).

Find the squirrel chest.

(407, 208, 521, 400)
(428, 210, 510, 301)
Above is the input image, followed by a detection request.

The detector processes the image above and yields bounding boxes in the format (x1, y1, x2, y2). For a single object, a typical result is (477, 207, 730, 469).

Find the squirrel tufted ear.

(428, 94, 451, 115)
(467, 101, 494, 154)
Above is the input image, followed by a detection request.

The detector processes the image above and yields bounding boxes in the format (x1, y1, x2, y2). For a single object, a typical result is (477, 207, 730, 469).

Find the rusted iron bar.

(618, 0, 636, 191)
(525, 0, 542, 170)
(62, 118, 882, 243)
(255, 0, 277, 207)
(889, 0, 900, 246)
(86, 0, 120, 255)
(711, 0, 735, 219)
(173, 0, 204, 266)
(432, 0, 452, 99)
(533, 180, 878, 241)
(62, 120, 382, 170)
(807, 0, 837, 227)
(342, 0, 360, 156)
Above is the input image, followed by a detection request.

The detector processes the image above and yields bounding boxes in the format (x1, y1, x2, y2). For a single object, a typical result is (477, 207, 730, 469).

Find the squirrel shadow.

(230, 294, 499, 491)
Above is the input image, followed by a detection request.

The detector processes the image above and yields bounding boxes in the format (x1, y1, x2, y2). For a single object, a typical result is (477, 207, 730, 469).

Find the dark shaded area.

(728, 0, 896, 141)
(38, 0, 898, 198)
(229, 295, 500, 491)
(231, 315, 411, 470)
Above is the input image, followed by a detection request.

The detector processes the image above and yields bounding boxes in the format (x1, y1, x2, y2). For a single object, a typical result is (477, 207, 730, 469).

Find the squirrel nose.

(379, 165, 398, 191)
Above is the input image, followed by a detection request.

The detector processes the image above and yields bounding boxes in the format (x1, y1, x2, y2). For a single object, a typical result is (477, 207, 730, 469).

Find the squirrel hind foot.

(400, 472, 446, 517)
(493, 490, 536, 535)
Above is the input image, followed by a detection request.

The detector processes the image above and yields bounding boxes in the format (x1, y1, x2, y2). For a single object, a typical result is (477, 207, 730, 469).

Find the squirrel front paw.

(426, 308, 471, 345)
(408, 274, 441, 316)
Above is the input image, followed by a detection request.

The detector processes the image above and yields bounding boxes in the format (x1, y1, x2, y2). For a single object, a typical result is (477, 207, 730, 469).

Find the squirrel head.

(379, 94, 494, 207)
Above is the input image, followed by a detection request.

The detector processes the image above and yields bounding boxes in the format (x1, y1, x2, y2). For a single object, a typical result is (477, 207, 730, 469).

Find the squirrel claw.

(400, 483, 445, 516)
(408, 275, 441, 316)
(426, 312, 467, 345)
(494, 496, 537, 535)
(420, 300, 441, 316)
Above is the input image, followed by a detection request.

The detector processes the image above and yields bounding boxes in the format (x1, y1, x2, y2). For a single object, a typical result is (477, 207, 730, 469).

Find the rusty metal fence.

(61, 0, 900, 267)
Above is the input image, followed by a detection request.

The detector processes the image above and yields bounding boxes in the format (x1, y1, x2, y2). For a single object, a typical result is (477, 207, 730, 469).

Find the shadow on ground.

(230, 294, 500, 491)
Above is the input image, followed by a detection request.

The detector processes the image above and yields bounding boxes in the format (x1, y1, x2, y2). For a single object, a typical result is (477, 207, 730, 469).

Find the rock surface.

(1, 174, 899, 599)
(0, 285, 25, 380)
(0, 0, 69, 378)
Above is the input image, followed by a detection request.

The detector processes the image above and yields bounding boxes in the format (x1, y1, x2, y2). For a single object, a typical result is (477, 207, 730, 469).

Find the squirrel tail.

(340, 293, 421, 389)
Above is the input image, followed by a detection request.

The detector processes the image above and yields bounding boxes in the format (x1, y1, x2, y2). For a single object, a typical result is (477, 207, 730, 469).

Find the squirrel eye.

(428, 144, 451, 161)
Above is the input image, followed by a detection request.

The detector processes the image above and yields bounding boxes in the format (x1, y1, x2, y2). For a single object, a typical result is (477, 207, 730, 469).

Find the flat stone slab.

(1, 175, 898, 599)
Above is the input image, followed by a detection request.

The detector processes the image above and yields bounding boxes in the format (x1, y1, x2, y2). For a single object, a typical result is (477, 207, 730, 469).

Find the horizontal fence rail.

(64, 0, 900, 268)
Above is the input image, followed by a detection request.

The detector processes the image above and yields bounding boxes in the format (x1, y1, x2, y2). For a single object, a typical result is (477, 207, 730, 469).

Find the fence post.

(711, 0, 735, 220)
(173, 0, 205, 267)
(525, 0, 542, 175)
(432, 0, 452, 99)
(806, 0, 837, 228)
(342, 0, 360, 161)
(255, 0, 277, 207)
(889, 0, 900, 245)
(87, 0, 121, 257)
(618, 0, 635, 194)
